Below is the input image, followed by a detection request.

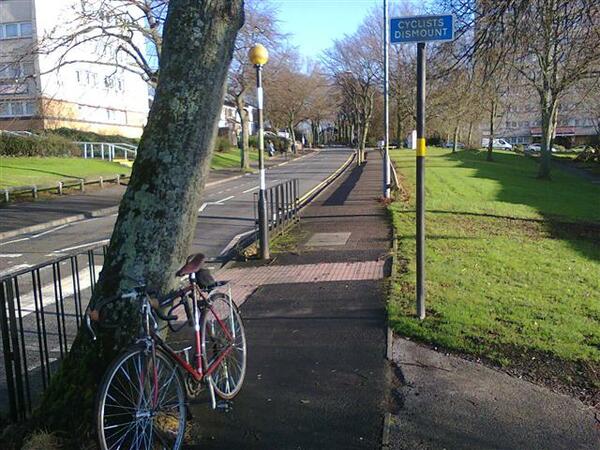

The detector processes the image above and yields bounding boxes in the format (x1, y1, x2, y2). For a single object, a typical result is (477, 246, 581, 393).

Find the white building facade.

(0, 0, 149, 138)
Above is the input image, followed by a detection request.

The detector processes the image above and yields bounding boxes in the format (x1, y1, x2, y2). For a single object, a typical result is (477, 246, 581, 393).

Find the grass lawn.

(0, 148, 260, 189)
(389, 147, 600, 398)
(0, 157, 132, 188)
(211, 147, 258, 170)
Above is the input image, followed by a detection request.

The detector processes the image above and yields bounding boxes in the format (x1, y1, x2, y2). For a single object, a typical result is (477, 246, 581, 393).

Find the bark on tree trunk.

(467, 121, 474, 149)
(487, 99, 496, 162)
(452, 124, 460, 153)
(396, 104, 403, 148)
(538, 95, 558, 179)
(36, 0, 244, 434)
(236, 93, 250, 169)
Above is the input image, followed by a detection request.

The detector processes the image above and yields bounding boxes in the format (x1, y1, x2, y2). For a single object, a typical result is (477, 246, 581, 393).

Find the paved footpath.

(179, 150, 390, 449)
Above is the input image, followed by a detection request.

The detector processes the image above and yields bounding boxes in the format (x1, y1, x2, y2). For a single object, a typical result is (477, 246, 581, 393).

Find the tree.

(324, 13, 381, 164)
(228, 1, 285, 169)
(264, 54, 313, 146)
(35, 0, 244, 437)
(39, 0, 167, 86)
(508, 0, 600, 178)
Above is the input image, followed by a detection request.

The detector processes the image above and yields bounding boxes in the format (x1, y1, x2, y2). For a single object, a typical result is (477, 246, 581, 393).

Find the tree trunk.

(36, 0, 244, 434)
(235, 93, 250, 169)
(467, 121, 474, 149)
(487, 99, 496, 161)
(538, 95, 558, 179)
(452, 124, 460, 153)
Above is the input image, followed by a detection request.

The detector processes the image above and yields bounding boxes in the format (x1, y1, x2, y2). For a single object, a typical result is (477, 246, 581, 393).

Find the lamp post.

(249, 43, 270, 259)
(383, 0, 391, 199)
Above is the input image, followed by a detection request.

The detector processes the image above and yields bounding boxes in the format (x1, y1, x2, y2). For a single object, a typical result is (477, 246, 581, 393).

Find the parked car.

(444, 142, 465, 149)
(481, 138, 513, 150)
(526, 143, 557, 153)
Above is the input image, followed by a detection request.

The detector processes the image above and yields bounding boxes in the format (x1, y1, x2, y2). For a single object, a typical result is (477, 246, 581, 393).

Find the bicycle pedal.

(215, 400, 232, 412)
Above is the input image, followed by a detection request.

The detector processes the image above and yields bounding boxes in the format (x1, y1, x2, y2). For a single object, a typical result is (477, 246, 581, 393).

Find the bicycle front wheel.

(96, 347, 187, 450)
(201, 292, 247, 400)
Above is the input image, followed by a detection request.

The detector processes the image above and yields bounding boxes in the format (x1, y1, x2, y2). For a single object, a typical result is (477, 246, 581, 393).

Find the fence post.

(99, 177, 104, 188)
(116, 174, 120, 185)
(3, 189, 9, 202)
(32, 185, 37, 199)
(0, 281, 19, 421)
(57, 182, 63, 195)
(80, 179, 85, 192)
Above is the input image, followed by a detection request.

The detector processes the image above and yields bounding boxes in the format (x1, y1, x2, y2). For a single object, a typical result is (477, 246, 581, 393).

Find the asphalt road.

(0, 148, 353, 417)
(0, 148, 353, 276)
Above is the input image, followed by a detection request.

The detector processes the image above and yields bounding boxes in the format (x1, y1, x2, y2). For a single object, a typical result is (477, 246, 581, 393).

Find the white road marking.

(0, 253, 23, 258)
(0, 264, 32, 277)
(0, 237, 30, 247)
(219, 229, 255, 256)
(198, 195, 235, 213)
(216, 195, 235, 203)
(31, 224, 69, 238)
(52, 239, 109, 254)
(242, 186, 259, 193)
(17, 265, 103, 318)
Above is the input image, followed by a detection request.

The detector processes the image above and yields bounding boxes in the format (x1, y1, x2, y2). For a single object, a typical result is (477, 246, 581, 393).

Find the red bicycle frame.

(151, 273, 234, 384)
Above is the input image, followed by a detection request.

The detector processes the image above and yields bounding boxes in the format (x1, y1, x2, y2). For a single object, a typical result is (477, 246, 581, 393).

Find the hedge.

(0, 134, 79, 157)
(46, 127, 139, 146)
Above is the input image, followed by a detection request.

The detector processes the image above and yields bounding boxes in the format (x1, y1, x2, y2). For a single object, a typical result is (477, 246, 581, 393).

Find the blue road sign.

(390, 15, 454, 44)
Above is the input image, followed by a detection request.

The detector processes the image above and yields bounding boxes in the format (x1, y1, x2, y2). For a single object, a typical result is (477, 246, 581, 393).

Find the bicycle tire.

(201, 292, 247, 400)
(96, 346, 187, 450)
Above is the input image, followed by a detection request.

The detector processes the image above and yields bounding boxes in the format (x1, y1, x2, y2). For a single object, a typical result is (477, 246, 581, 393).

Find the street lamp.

(249, 43, 270, 259)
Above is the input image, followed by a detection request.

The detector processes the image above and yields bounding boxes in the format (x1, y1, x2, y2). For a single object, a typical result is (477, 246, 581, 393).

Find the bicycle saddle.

(176, 253, 205, 276)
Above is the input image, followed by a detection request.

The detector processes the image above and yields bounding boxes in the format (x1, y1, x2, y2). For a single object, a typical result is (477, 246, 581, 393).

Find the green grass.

(211, 147, 258, 170)
(0, 148, 260, 189)
(389, 147, 600, 392)
(0, 157, 132, 188)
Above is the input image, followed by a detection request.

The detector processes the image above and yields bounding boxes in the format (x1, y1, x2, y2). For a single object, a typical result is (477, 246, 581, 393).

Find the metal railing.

(254, 179, 300, 238)
(0, 246, 106, 422)
(74, 142, 138, 161)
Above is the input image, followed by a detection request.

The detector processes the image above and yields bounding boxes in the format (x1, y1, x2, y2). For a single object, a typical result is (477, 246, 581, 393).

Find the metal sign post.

(390, 14, 454, 319)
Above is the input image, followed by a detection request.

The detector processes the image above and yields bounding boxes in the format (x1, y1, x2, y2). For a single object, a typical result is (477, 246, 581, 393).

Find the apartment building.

(0, 0, 149, 138)
(481, 85, 598, 148)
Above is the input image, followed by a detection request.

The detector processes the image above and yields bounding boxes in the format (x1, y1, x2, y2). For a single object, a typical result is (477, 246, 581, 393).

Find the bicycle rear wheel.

(201, 292, 247, 400)
(96, 347, 186, 450)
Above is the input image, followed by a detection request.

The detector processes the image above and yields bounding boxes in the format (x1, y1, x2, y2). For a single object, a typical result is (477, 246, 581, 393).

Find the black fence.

(0, 247, 105, 422)
(254, 179, 300, 237)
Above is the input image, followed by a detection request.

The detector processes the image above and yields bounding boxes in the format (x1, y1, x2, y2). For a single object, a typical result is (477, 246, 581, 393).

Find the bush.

(0, 134, 79, 157)
(248, 135, 258, 149)
(46, 127, 139, 146)
(215, 136, 233, 152)
(513, 144, 525, 153)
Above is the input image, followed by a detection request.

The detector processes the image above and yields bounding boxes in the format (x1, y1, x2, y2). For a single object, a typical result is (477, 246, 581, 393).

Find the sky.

(276, 0, 382, 59)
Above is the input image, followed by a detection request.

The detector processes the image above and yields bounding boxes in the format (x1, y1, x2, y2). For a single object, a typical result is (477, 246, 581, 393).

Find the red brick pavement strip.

(214, 260, 385, 306)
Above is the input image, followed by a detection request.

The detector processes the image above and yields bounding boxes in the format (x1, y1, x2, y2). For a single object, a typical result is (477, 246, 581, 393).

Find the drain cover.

(305, 232, 351, 247)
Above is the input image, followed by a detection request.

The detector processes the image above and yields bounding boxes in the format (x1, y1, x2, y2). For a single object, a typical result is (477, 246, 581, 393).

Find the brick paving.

(215, 260, 386, 307)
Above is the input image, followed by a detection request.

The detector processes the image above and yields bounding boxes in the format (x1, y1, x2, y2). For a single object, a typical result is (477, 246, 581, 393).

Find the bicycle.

(86, 254, 247, 450)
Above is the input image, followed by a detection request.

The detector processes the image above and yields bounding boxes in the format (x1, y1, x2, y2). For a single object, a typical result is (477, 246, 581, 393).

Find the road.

(0, 148, 353, 417)
(0, 148, 353, 276)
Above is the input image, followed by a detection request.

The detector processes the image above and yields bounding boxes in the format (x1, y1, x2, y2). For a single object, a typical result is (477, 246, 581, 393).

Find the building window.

(0, 100, 37, 117)
(0, 62, 34, 79)
(0, 22, 33, 40)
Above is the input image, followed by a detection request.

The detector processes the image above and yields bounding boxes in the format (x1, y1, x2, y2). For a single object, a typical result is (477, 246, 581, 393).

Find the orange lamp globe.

(249, 44, 269, 66)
